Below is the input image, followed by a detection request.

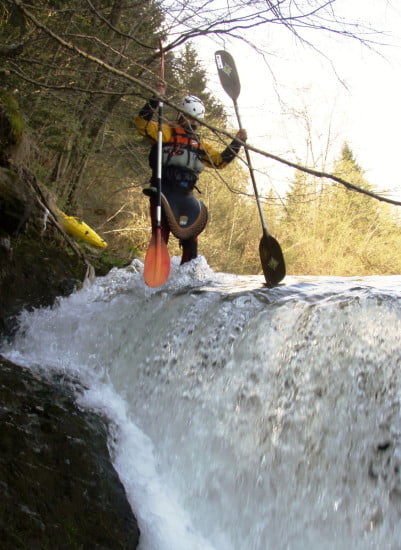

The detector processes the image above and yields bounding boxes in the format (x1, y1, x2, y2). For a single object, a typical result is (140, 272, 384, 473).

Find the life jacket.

(161, 124, 205, 175)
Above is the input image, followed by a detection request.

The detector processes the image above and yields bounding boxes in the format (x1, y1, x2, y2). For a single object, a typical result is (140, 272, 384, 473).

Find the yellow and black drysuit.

(135, 97, 243, 263)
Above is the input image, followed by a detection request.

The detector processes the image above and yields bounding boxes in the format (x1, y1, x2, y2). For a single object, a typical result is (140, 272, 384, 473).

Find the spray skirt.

(143, 186, 208, 240)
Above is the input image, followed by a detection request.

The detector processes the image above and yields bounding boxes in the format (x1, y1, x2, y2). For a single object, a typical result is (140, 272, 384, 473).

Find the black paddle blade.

(259, 234, 286, 287)
(215, 50, 241, 101)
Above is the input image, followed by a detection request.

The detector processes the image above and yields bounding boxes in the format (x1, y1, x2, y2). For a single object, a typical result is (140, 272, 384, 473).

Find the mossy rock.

(0, 91, 24, 151)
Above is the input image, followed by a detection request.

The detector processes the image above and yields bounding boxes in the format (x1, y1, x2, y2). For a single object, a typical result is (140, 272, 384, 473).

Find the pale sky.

(195, 1, 401, 203)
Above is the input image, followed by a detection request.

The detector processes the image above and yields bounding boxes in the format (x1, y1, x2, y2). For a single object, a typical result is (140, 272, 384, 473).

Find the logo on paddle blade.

(222, 64, 232, 77)
(267, 256, 279, 270)
(215, 54, 232, 76)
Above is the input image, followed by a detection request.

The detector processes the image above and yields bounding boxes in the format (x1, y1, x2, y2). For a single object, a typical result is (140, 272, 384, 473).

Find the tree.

(2, 0, 165, 207)
(282, 143, 401, 275)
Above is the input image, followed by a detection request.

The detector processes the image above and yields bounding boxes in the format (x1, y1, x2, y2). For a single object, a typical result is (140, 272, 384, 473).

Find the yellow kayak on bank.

(57, 209, 107, 248)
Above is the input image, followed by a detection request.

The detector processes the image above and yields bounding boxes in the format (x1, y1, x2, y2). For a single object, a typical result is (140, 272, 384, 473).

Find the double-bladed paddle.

(215, 50, 286, 287)
(144, 42, 171, 287)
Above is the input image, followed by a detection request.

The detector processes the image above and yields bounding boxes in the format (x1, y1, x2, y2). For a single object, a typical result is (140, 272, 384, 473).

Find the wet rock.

(0, 169, 87, 336)
(0, 355, 140, 549)
(0, 228, 86, 336)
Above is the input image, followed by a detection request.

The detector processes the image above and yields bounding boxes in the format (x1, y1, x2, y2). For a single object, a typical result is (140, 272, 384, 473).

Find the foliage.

(199, 161, 260, 274)
(282, 143, 401, 275)
(172, 43, 225, 121)
(0, 91, 24, 151)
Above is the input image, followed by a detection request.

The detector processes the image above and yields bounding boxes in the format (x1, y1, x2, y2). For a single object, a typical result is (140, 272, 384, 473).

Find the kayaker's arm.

(201, 129, 247, 169)
(134, 95, 172, 144)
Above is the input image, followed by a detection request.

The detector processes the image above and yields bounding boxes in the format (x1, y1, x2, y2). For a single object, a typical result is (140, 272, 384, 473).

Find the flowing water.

(2, 257, 401, 550)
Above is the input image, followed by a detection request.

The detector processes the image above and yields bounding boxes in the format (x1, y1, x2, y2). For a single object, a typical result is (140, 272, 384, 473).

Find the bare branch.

(160, 0, 387, 54)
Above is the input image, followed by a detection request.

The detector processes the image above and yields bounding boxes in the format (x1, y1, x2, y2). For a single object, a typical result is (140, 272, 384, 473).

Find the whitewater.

(1, 256, 401, 550)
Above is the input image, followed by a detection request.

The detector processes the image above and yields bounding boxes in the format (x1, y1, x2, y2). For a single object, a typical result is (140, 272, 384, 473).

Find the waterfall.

(2, 257, 401, 550)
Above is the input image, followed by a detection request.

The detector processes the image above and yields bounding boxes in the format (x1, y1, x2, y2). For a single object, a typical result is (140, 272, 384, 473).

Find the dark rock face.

(0, 356, 140, 549)
(0, 230, 85, 337)
(0, 166, 87, 336)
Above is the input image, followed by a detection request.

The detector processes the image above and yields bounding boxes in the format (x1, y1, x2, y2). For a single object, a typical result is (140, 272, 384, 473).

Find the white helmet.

(180, 95, 205, 119)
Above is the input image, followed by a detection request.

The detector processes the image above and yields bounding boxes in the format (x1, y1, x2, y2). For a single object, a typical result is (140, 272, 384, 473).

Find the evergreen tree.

(168, 42, 225, 121)
(282, 143, 401, 275)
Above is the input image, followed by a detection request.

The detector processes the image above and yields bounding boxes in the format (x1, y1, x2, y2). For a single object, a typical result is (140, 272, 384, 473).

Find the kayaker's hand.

(155, 79, 167, 96)
(236, 128, 247, 142)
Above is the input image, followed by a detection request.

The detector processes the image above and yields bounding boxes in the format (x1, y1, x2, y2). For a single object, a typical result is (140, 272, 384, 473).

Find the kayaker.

(134, 79, 247, 264)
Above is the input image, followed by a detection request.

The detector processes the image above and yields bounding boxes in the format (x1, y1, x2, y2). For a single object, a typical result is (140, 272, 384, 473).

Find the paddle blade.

(144, 229, 170, 288)
(215, 50, 241, 101)
(259, 234, 286, 287)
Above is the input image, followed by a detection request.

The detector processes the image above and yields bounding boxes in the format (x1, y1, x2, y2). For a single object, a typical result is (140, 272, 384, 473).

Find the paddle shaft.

(156, 42, 164, 229)
(232, 99, 269, 240)
(214, 49, 286, 286)
(143, 41, 171, 287)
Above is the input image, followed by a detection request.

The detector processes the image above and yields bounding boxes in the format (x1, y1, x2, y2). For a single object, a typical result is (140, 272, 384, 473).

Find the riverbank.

(0, 167, 140, 548)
